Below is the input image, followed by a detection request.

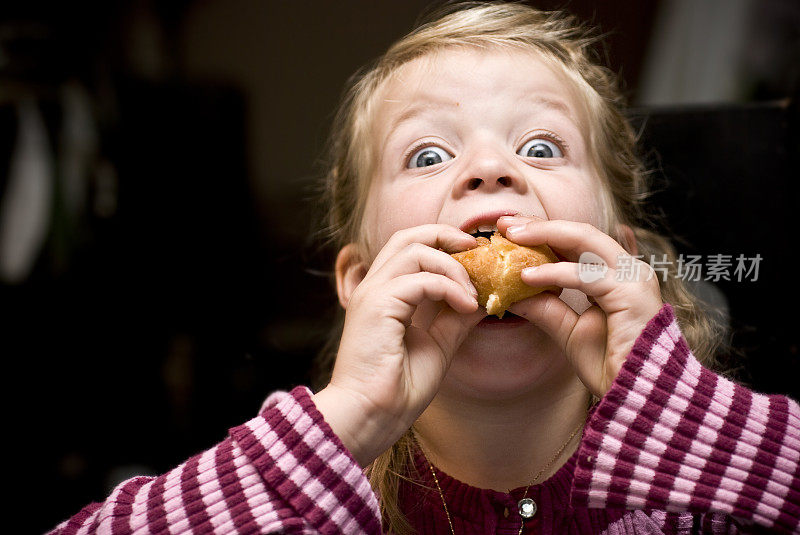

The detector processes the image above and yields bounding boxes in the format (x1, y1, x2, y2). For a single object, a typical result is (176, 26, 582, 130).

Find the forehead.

(372, 46, 585, 134)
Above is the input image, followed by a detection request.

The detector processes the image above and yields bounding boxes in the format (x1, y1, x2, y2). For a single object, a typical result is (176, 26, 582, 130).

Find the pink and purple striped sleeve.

(49, 387, 381, 534)
(572, 303, 800, 534)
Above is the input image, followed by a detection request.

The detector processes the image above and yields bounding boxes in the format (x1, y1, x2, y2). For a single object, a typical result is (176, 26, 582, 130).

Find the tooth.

(477, 224, 497, 233)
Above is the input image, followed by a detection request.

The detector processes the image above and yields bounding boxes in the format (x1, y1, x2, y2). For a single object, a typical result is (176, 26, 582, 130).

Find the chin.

(443, 323, 570, 401)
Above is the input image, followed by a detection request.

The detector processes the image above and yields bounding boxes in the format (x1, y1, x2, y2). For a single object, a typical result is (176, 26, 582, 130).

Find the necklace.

(425, 420, 585, 535)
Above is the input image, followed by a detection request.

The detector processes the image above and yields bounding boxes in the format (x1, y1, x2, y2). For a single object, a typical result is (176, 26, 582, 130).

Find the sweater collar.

(411, 441, 579, 525)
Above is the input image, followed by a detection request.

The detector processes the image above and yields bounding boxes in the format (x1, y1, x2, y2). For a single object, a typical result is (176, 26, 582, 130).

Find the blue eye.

(408, 146, 453, 168)
(518, 138, 563, 158)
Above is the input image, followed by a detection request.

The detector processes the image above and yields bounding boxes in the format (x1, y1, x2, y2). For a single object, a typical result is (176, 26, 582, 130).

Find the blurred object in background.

(637, 0, 800, 105)
(0, 2, 281, 531)
(0, 97, 54, 283)
(0, 11, 106, 284)
(1, 1, 797, 532)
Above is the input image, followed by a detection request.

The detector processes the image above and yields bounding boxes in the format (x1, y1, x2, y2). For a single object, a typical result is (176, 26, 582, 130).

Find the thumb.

(511, 294, 609, 396)
(428, 308, 485, 361)
(509, 293, 580, 354)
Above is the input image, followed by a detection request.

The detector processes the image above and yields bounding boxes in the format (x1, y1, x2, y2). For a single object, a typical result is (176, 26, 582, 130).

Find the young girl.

(50, 3, 799, 534)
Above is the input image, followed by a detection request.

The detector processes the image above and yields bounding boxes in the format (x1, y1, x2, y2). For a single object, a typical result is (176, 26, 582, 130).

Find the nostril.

(467, 178, 482, 190)
(498, 176, 512, 187)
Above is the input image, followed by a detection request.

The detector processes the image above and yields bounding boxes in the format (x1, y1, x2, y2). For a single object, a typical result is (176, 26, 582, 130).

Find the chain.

(425, 419, 585, 535)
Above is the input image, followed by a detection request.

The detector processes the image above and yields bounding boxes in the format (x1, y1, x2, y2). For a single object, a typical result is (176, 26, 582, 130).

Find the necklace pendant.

(518, 497, 537, 519)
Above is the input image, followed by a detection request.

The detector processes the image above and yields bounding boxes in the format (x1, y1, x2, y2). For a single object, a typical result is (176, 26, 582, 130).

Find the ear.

(335, 243, 368, 309)
(617, 224, 639, 256)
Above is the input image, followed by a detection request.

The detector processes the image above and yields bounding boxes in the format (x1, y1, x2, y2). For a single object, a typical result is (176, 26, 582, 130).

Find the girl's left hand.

(496, 215, 664, 398)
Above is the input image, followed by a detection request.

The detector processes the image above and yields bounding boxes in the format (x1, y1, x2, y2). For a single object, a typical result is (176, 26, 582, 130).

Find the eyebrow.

(386, 93, 574, 131)
(384, 98, 460, 136)
(529, 95, 574, 119)
(380, 93, 577, 153)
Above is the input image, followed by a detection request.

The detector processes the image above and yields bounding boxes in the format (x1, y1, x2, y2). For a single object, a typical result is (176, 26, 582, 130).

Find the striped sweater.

(49, 304, 800, 534)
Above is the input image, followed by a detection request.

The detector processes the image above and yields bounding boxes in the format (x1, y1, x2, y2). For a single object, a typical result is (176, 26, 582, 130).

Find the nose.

(465, 176, 513, 190)
(453, 146, 526, 196)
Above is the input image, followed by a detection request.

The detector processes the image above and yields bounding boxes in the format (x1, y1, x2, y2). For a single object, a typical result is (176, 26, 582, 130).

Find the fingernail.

(465, 283, 478, 298)
(507, 224, 526, 235)
(521, 266, 538, 277)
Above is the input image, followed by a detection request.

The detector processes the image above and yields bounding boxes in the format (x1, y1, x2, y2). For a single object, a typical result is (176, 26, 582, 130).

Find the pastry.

(451, 232, 559, 317)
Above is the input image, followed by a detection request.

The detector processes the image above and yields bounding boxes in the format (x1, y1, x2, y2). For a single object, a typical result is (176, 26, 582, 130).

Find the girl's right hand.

(313, 224, 483, 467)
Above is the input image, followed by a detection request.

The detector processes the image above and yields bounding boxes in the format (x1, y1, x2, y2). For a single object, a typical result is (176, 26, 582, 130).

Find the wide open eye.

(407, 145, 453, 168)
(518, 138, 563, 159)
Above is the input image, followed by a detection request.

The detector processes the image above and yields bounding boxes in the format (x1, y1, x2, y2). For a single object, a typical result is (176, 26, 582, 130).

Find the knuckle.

(416, 271, 439, 286)
(406, 242, 427, 255)
(385, 229, 407, 249)
(540, 294, 555, 317)
(389, 228, 408, 242)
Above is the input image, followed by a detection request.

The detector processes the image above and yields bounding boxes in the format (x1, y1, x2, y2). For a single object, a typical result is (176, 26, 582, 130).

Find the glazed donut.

(451, 232, 559, 317)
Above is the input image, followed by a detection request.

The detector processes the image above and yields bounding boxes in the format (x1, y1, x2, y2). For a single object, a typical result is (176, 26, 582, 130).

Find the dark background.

(1, 1, 797, 532)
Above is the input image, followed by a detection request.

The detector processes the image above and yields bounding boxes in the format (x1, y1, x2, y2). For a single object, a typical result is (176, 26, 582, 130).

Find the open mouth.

(464, 223, 498, 240)
(459, 210, 519, 238)
(479, 311, 527, 325)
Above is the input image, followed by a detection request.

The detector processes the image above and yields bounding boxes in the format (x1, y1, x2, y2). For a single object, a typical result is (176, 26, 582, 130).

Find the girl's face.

(363, 47, 605, 398)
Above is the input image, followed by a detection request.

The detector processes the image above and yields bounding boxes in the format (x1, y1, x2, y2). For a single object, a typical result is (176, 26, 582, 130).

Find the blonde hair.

(315, 2, 729, 533)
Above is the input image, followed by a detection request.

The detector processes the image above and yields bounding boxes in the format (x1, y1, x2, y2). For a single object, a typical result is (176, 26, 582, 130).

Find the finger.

(414, 307, 484, 369)
(410, 301, 446, 332)
(509, 294, 608, 396)
(410, 299, 483, 333)
(428, 307, 485, 357)
(508, 292, 580, 357)
(519, 261, 617, 299)
(371, 242, 477, 297)
(563, 304, 608, 397)
(498, 217, 628, 268)
(370, 224, 476, 273)
(384, 272, 479, 321)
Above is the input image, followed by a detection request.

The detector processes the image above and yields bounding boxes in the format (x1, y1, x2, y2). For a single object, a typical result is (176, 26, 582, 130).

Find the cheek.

(368, 182, 444, 246)
(539, 173, 606, 228)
